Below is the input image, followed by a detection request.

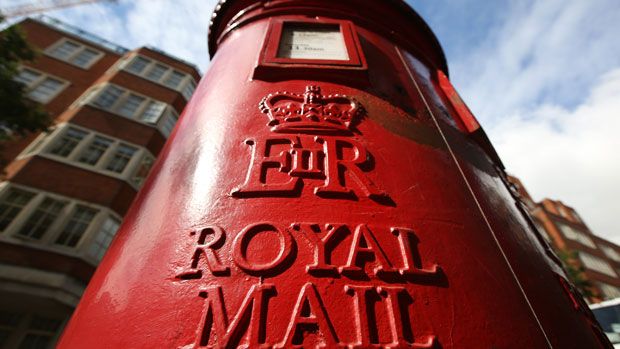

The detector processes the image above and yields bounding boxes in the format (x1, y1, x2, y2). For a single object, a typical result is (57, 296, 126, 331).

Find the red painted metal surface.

(58, 1, 612, 348)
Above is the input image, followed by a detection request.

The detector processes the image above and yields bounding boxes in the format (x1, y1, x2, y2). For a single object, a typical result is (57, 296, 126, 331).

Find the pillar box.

(58, 1, 611, 348)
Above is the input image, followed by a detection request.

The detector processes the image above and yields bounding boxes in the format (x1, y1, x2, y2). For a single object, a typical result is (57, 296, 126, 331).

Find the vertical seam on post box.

(396, 47, 553, 349)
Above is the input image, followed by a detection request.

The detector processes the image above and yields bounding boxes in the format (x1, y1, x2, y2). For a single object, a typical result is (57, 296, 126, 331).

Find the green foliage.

(0, 15, 51, 141)
(557, 249, 595, 299)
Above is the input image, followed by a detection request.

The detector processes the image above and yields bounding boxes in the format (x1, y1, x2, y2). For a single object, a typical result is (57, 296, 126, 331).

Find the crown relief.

(259, 85, 364, 135)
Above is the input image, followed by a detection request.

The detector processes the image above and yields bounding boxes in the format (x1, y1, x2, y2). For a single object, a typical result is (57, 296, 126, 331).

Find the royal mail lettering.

(193, 284, 276, 348)
(189, 282, 437, 348)
(176, 222, 439, 280)
(176, 222, 440, 348)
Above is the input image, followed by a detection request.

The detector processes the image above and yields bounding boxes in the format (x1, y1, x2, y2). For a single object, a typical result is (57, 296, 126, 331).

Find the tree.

(557, 249, 595, 299)
(0, 14, 50, 141)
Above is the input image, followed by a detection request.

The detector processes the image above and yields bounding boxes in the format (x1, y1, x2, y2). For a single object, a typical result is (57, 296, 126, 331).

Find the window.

(28, 78, 64, 103)
(77, 136, 112, 165)
(47, 39, 102, 68)
(14, 69, 41, 86)
(93, 85, 124, 109)
(14, 68, 67, 104)
(182, 80, 196, 100)
(17, 197, 66, 240)
(123, 55, 197, 100)
(599, 283, 620, 300)
(117, 94, 146, 118)
(48, 40, 80, 59)
(72, 48, 100, 68)
(140, 101, 165, 124)
(19, 315, 62, 349)
(126, 56, 150, 74)
(580, 252, 617, 277)
(55, 205, 98, 247)
(26, 125, 154, 187)
(558, 223, 596, 248)
(89, 216, 120, 261)
(164, 70, 185, 88)
(131, 155, 154, 187)
(602, 246, 620, 263)
(161, 109, 179, 137)
(106, 144, 137, 173)
(146, 63, 168, 81)
(48, 127, 88, 157)
(88, 84, 170, 129)
(0, 189, 35, 231)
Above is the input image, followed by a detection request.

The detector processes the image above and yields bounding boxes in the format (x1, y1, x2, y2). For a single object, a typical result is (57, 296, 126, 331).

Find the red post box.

(58, 1, 611, 348)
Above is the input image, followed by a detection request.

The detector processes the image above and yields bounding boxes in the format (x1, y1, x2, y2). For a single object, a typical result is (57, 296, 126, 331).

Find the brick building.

(509, 175, 620, 303)
(0, 16, 200, 348)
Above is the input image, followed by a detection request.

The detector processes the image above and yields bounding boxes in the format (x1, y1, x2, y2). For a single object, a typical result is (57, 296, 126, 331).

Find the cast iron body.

(58, 1, 610, 347)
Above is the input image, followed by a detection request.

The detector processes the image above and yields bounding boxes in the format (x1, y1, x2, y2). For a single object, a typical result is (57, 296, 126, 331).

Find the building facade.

(509, 175, 620, 303)
(0, 16, 200, 348)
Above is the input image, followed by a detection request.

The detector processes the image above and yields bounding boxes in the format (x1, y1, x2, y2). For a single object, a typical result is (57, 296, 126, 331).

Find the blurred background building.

(509, 175, 620, 304)
(0, 16, 199, 348)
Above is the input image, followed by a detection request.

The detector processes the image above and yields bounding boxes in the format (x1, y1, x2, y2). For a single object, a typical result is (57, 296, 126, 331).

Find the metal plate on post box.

(277, 23, 349, 60)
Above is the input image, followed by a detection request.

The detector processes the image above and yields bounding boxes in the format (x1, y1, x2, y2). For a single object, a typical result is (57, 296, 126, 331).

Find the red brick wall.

(9, 156, 137, 216)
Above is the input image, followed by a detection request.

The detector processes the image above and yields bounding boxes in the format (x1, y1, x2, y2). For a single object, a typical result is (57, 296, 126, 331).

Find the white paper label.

(277, 25, 349, 61)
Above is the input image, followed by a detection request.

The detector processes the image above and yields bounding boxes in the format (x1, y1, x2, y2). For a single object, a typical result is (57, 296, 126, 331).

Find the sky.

(4, 0, 620, 242)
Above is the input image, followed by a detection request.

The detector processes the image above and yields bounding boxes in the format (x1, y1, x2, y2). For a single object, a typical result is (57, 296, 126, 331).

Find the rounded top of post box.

(208, 0, 449, 75)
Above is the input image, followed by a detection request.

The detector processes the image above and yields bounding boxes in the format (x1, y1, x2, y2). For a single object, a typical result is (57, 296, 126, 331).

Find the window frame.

(88, 215, 121, 262)
(0, 188, 36, 233)
(45, 37, 104, 69)
(85, 83, 180, 137)
(15, 66, 69, 104)
(54, 204, 100, 248)
(558, 222, 596, 249)
(14, 195, 69, 242)
(0, 183, 123, 261)
(579, 251, 617, 277)
(17, 124, 156, 190)
(120, 54, 198, 101)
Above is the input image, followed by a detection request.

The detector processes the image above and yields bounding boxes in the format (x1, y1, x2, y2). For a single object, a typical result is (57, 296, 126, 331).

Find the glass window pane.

(163, 71, 185, 88)
(49, 40, 80, 60)
(126, 56, 150, 74)
(580, 252, 617, 277)
(117, 94, 146, 118)
(131, 155, 154, 187)
(77, 136, 113, 165)
(146, 64, 168, 81)
(160, 110, 179, 137)
(17, 197, 66, 240)
(48, 128, 88, 157)
(93, 85, 124, 109)
(105, 144, 137, 173)
(602, 246, 620, 262)
(14, 69, 41, 87)
(0, 188, 35, 231)
(89, 216, 120, 261)
(139, 101, 165, 124)
(55, 205, 98, 247)
(71, 48, 99, 67)
(181, 80, 196, 100)
(28, 78, 64, 103)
